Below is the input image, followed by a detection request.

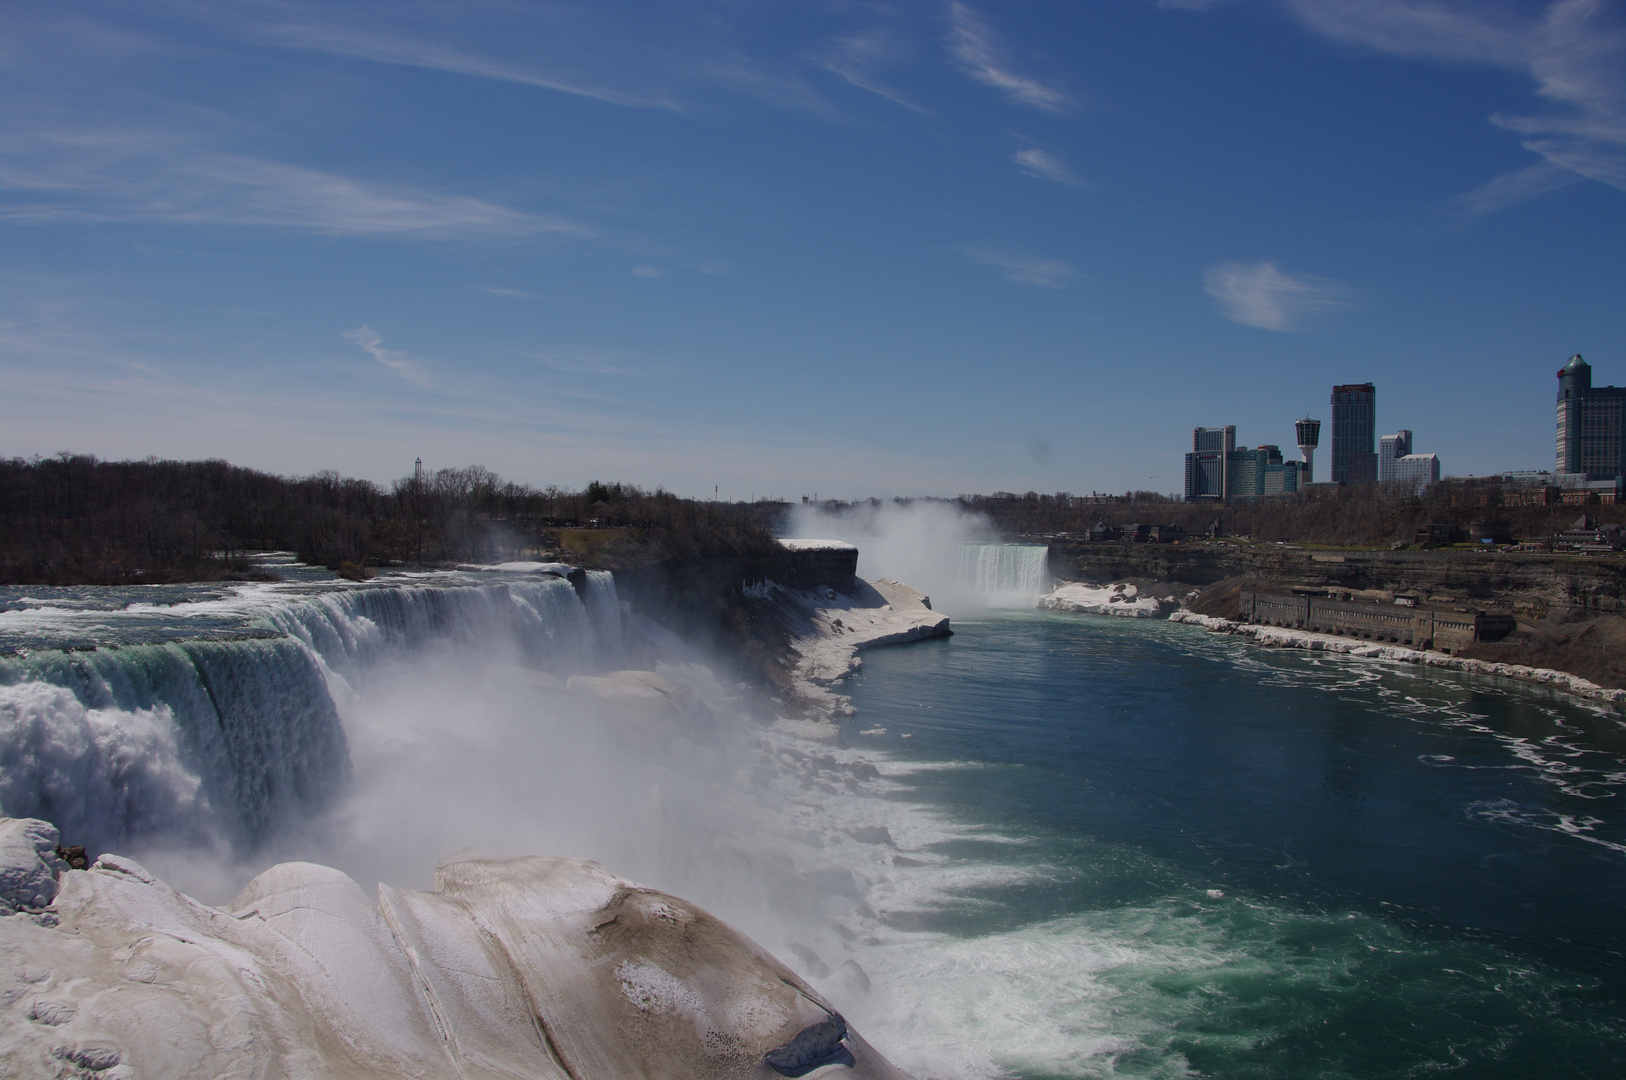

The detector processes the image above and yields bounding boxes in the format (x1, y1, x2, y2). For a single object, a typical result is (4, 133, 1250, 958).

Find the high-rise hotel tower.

(1556, 355, 1626, 479)
(1330, 383, 1377, 484)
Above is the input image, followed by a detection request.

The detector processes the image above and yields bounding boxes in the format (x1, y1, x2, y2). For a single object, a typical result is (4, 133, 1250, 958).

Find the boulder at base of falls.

(0, 818, 69, 913)
(0, 817, 912, 1080)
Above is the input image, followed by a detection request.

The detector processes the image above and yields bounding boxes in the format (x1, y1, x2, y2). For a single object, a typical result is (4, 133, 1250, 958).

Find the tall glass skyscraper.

(1557, 355, 1626, 479)
(1330, 383, 1377, 484)
(1184, 425, 1235, 501)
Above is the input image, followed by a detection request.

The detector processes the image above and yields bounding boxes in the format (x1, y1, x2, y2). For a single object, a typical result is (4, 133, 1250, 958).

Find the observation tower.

(1295, 417, 1321, 482)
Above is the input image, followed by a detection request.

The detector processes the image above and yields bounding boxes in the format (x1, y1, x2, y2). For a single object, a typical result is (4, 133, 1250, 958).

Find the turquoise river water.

(4, 563, 1624, 1079)
(839, 609, 1626, 1078)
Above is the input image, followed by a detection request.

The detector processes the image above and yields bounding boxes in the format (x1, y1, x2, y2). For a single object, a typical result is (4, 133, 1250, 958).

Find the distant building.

(1394, 453, 1440, 495)
(1184, 426, 1236, 501)
(1552, 514, 1624, 550)
(1185, 429, 1308, 502)
(1556, 354, 1626, 480)
(1222, 445, 1309, 503)
(1330, 383, 1377, 484)
(1378, 430, 1411, 483)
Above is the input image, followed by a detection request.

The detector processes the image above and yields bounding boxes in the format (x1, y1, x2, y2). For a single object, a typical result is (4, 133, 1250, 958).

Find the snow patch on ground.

(1041, 582, 1176, 619)
(777, 539, 859, 552)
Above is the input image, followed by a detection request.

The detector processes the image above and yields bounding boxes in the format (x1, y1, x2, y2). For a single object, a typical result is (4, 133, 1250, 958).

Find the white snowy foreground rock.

(0, 817, 910, 1080)
(1041, 582, 1176, 619)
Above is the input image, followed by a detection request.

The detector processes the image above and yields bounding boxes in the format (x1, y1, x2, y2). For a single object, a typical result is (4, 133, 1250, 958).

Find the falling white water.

(785, 502, 1049, 612)
(0, 571, 625, 857)
(953, 543, 1050, 608)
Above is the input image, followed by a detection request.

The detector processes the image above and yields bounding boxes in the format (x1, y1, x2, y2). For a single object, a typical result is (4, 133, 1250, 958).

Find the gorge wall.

(1048, 541, 1626, 619)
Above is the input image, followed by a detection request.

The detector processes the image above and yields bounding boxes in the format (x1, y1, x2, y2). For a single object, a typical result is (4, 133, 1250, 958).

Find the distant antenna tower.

(1295, 418, 1321, 482)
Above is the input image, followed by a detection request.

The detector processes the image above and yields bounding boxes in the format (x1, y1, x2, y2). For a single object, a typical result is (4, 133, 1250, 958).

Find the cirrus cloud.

(1203, 260, 1357, 331)
(1276, 0, 1626, 209)
(344, 325, 432, 387)
(945, 3, 1069, 111)
(1013, 147, 1083, 186)
(956, 246, 1074, 287)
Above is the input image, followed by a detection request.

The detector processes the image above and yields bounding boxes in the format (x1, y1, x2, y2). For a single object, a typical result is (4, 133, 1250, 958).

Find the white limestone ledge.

(1170, 610, 1626, 705)
(0, 820, 912, 1080)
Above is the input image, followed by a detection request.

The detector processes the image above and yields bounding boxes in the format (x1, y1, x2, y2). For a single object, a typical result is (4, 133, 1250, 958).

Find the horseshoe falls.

(4, 566, 1626, 1078)
(953, 543, 1050, 609)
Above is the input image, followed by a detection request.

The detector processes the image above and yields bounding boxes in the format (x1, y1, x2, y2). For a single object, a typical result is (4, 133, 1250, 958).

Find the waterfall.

(0, 571, 622, 855)
(262, 575, 608, 677)
(582, 571, 624, 654)
(0, 637, 347, 851)
(953, 544, 1051, 608)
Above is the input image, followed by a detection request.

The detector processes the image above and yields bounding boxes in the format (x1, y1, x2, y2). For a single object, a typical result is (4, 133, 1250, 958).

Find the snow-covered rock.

(0, 818, 67, 914)
(775, 539, 859, 553)
(0, 825, 911, 1079)
(1041, 582, 1176, 619)
(747, 578, 951, 726)
(1169, 610, 1626, 704)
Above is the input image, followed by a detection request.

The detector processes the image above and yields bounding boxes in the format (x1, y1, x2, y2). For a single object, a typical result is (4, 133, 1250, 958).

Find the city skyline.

(3, 1, 1623, 498)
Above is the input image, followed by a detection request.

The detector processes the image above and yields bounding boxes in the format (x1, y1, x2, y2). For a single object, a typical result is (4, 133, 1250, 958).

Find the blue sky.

(3, 0, 1623, 498)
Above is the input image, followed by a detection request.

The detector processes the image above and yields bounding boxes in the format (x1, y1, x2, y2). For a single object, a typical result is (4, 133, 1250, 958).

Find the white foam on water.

(0, 681, 215, 846)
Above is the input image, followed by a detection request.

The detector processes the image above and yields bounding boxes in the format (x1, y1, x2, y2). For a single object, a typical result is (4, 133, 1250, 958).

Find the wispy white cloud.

(1278, 0, 1626, 207)
(957, 247, 1074, 287)
(697, 50, 846, 119)
(945, 3, 1069, 111)
(1013, 147, 1083, 185)
(244, 19, 684, 112)
(631, 265, 665, 278)
(814, 30, 929, 113)
(1203, 260, 1356, 331)
(475, 285, 543, 299)
(1454, 160, 1583, 216)
(529, 346, 661, 377)
(1, 126, 587, 240)
(187, 1, 851, 120)
(344, 325, 432, 386)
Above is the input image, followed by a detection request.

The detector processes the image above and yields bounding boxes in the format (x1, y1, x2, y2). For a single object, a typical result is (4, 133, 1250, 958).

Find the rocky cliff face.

(1049, 542, 1626, 620)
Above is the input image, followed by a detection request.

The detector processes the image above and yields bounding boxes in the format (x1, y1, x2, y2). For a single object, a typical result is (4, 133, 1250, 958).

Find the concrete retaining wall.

(1239, 590, 1514, 653)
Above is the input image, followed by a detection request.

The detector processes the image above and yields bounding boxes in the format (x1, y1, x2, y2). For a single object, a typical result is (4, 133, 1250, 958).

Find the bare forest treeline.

(1, 455, 778, 585)
(958, 484, 1626, 546)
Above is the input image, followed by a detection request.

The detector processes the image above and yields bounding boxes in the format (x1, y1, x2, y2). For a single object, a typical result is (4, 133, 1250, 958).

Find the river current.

(2, 553, 1624, 1078)
(842, 610, 1626, 1078)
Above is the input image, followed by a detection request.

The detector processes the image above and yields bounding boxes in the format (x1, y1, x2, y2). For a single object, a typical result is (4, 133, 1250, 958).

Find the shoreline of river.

(1167, 609, 1626, 706)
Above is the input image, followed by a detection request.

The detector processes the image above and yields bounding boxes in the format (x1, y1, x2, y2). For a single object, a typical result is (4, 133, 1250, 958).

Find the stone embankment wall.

(1048, 542, 1625, 619)
(1239, 591, 1514, 653)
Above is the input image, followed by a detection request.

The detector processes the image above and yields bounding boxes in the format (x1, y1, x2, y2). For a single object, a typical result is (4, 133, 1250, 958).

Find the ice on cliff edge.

(0, 816, 911, 1080)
